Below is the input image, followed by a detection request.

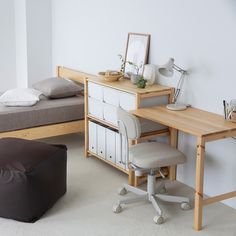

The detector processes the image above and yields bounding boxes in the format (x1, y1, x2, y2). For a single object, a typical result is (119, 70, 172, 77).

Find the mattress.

(0, 96, 84, 132)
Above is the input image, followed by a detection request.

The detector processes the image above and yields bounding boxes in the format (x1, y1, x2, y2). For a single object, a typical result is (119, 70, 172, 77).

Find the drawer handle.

(100, 151, 103, 154)
(110, 156, 112, 159)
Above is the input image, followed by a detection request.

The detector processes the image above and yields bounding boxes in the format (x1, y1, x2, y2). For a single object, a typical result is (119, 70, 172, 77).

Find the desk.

(132, 105, 236, 231)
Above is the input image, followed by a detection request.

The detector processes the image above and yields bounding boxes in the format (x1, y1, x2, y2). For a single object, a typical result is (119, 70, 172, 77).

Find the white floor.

(1, 134, 236, 236)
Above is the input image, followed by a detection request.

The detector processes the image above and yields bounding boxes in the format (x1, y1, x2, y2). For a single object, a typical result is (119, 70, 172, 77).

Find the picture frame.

(124, 33, 150, 76)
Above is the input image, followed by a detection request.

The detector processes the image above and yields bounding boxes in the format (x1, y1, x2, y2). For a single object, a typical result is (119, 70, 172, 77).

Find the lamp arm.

(172, 72, 185, 103)
(173, 64, 187, 74)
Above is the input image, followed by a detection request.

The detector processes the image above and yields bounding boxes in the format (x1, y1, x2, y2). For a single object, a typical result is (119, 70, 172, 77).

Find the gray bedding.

(0, 95, 84, 132)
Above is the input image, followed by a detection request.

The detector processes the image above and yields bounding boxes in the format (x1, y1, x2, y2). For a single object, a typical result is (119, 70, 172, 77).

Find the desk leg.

(84, 79, 89, 158)
(129, 140, 136, 186)
(194, 138, 205, 231)
(169, 128, 178, 180)
(128, 169, 135, 186)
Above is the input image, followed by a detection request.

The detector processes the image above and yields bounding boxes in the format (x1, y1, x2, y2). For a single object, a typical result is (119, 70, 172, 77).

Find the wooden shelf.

(87, 115, 118, 130)
(87, 114, 170, 138)
(88, 150, 129, 174)
(87, 76, 173, 96)
(85, 77, 175, 187)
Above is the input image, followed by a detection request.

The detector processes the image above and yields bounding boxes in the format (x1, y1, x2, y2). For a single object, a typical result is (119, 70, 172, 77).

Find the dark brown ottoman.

(0, 137, 67, 222)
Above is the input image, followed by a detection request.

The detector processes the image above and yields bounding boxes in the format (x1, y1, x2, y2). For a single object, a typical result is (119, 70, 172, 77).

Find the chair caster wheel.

(112, 204, 123, 213)
(118, 187, 127, 196)
(181, 202, 191, 210)
(153, 215, 164, 224)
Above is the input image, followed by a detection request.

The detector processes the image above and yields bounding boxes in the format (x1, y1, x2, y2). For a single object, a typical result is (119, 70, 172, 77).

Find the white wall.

(0, 0, 17, 91)
(0, 0, 52, 89)
(14, 0, 28, 88)
(52, 0, 236, 209)
(26, 0, 52, 86)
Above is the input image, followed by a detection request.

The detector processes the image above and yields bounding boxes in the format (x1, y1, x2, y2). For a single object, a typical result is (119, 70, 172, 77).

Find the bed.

(0, 66, 92, 140)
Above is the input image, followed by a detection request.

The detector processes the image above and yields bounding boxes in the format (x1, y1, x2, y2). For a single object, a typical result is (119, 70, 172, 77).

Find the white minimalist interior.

(1, 0, 236, 235)
(0, 134, 235, 236)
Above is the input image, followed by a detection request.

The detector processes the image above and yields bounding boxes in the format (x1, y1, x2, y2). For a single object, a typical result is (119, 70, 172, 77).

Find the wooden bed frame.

(0, 66, 92, 140)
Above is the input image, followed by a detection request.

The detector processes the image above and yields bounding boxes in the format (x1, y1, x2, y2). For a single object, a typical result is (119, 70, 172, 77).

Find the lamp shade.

(158, 58, 175, 77)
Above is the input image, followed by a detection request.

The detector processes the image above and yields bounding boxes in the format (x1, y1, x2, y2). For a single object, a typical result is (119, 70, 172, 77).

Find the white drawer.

(97, 125, 106, 159)
(115, 133, 126, 169)
(103, 103, 117, 125)
(103, 87, 120, 107)
(88, 121, 97, 154)
(88, 82, 103, 101)
(119, 92, 136, 111)
(106, 129, 116, 163)
(88, 97, 103, 120)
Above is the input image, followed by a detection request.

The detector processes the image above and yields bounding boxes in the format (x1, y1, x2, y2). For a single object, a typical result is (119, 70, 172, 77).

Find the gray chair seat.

(129, 142, 186, 169)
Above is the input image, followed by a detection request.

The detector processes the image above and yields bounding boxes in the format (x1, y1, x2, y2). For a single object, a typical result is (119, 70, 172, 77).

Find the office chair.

(112, 108, 190, 224)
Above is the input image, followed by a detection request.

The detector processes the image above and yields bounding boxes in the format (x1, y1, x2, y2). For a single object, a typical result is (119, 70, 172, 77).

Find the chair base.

(113, 174, 191, 224)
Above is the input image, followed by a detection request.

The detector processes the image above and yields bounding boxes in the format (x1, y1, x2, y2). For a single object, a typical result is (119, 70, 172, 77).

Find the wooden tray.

(98, 71, 123, 82)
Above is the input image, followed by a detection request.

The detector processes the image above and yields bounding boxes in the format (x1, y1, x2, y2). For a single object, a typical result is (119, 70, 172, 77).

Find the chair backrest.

(117, 108, 141, 140)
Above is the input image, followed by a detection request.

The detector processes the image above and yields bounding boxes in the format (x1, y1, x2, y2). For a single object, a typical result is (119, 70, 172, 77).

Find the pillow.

(33, 77, 83, 98)
(0, 88, 42, 107)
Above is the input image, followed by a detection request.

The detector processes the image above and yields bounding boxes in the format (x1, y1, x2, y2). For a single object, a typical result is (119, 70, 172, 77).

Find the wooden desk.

(132, 105, 236, 231)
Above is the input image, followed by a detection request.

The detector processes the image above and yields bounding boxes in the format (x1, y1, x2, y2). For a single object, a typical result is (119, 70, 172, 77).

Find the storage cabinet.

(88, 121, 125, 167)
(88, 98, 103, 120)
(103, 87, 120, 107)
(88, 121, 97, 154)
(97, 125, 106, 159)
(88, 83, 136, 126)
(105, 128, 116, 163)
(119, 92, 136, 111)
(85, 76, 174, 183)
(103, 103, 117, 125)
(115, 133, 127, 170)
(88, 82, 103, 101)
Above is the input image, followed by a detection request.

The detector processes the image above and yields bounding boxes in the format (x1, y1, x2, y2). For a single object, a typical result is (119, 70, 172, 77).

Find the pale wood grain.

(132, 104, 236, 231)
(87, 77, 172, 95)
(194, 138, 205, 231)
(132, 105, 236, 138)
(0, 66, 87, 140)
(85, 78, 174, 186)
(203, 191, 236, 206)
(57, 66, 94, 84)
(0, 120, 84, 140)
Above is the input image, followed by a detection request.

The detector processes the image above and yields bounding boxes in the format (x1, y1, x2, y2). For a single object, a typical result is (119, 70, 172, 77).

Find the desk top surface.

(133, 105, 236, 138)
(87, 77, 172, 95)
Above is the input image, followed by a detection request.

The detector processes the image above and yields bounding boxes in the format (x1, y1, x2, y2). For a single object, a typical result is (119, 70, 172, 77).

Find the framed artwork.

(124, 33, 150, 75)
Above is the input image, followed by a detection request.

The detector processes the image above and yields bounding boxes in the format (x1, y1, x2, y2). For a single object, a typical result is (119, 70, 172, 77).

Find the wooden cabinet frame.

(0, 66, 90, 140)
(84, 76, 175, 186)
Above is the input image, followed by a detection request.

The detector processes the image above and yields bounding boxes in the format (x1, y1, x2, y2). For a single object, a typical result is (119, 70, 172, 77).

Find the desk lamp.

(158, 58, 188, 111)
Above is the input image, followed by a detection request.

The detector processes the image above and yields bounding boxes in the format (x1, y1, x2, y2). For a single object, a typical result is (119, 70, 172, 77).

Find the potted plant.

(118, 55, 144, 85)
(130, 62, 143, 84)
(136, 76, 147, 88)
(118, 54, 133, 75)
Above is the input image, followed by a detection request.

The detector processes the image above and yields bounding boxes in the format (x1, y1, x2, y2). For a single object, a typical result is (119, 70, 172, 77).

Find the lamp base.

(166, 103, 187, 111)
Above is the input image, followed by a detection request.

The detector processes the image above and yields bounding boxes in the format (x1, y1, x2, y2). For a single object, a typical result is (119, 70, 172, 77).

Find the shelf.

(88, 150, 129, 174)
(85, 78, 175, 186)
(86, 77, 173, 96)
(87, 115, 118, 130)
(87, 115, 170, 138)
